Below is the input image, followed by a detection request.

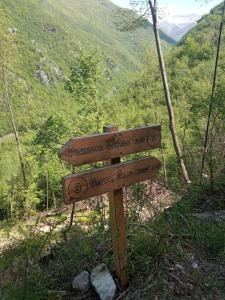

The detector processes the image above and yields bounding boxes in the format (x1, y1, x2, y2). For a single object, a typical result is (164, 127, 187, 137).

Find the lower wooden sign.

(63, 157, 161, 204)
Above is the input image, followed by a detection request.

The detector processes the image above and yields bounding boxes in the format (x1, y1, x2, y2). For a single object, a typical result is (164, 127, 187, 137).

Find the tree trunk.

(11, 118, 27, 187)
(46, 171, 49, 211)
(69, 203, 75, 227)
(0, 68, 27, 188)
(149, 0, 190, 184)
(9, 192, 13, 218)
(52, 190, 56, 209)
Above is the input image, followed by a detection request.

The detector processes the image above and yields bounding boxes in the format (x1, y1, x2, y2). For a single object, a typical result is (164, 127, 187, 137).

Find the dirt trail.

(0, 206, 72, 253)
(0, 181, 173, 253)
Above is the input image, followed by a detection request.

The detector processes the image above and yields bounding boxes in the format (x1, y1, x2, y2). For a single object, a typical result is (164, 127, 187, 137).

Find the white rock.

(104, 224, 109, 231)
(192, 262, 199, 269)
(8, 27, 17, 34)
(72, 271, 90, 291)
(91, 264, 116, 300)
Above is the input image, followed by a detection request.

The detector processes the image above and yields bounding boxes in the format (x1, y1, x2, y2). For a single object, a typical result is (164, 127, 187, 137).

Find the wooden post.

(103, 125, 129, 287)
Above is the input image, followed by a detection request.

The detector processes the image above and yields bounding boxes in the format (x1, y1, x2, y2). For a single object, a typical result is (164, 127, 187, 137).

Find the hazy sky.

(110, 0, 222, 15)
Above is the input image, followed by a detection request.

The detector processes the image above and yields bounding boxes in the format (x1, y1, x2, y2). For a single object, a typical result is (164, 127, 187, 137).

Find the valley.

(0, 1, 225, 299)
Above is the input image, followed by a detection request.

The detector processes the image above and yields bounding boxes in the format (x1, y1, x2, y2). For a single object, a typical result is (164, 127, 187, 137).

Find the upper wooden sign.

(63, 157, 161, 204)
(59, 125, 161, 166)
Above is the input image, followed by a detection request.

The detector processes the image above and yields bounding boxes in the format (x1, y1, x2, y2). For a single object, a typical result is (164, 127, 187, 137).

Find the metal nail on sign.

(59, 125, 162, 287)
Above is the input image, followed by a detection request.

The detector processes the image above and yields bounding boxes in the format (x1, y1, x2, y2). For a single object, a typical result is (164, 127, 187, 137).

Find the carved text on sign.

(59, 126, 161, 166)
(63, 157, 161, 204)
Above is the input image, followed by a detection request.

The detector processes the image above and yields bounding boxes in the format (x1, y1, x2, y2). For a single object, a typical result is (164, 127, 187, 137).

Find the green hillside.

(0, 0, 174, 218)
(0, 0, 173, 136)
(167, 1, 225, 179)
(107, 1, 225, 182)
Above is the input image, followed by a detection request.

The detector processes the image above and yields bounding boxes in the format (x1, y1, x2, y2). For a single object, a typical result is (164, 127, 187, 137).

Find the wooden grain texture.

(59, 125, 161, 166)
(63, 156, 161, 204)
(104, 125, 129, 287)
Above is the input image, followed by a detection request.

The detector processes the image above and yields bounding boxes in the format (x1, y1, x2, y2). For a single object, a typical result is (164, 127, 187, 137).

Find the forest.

(0, 0, 225, 299)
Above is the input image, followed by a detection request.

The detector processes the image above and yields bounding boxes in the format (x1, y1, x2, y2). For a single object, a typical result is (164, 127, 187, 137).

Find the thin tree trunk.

(69, 203, 75, 227)
(0, 67, 27, 187)
(9, 193, 13, 218)
(209, 129, 214, 189)
(52, 190, 56, 209)
(46, 171, 49, 211)
(149, 0, 190, 184)
(11, 118, 27, 187)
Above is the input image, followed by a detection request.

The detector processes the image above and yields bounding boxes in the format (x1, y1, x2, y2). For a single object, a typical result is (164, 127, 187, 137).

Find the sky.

(110, 0, 222, 15)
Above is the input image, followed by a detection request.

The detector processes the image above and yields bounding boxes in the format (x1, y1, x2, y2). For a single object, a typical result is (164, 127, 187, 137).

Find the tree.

(0, 11, 28, 187)
(65, 49, 106, 133)
(32, 115, 72, 210)
(116, 1, 191, 184)
(64, 49, 108, 227)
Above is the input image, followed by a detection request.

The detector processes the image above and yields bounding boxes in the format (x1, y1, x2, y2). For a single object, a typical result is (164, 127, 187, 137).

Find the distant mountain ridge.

(159, 13, 201, 41)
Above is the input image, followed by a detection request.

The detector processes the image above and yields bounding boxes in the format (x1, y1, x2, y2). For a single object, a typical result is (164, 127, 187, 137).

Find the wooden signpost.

(59, 125, 162, 287)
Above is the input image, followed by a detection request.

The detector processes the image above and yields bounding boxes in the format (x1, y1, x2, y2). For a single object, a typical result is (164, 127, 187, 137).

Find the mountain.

(159, 14, 201, 41)
(176, 3, 225, 51)
(169, 1, 225, 108)
(0, 0, 174, 136)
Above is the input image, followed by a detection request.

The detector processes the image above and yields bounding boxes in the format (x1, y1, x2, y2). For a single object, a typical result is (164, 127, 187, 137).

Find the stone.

(91, 264, 116, 300)
(72, 271, 90, 291)
(52, 66, 63, 80)
(39, 246, 54, 265)
(192, 261, 199, 269)
(48, 26, 58, 33)
(105, 57, 119, 72)
(175, 263, 184, 271)
(35, 70, 49, 85)
(8, 27, 17, 34)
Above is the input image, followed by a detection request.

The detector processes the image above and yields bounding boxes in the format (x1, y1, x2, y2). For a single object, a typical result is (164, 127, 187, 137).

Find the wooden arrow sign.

(63, 156, 161, 204)
(59, 126, 161, 166)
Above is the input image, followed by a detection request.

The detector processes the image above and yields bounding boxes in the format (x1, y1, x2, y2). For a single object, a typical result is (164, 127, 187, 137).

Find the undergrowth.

(1, 184, 225, 299)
